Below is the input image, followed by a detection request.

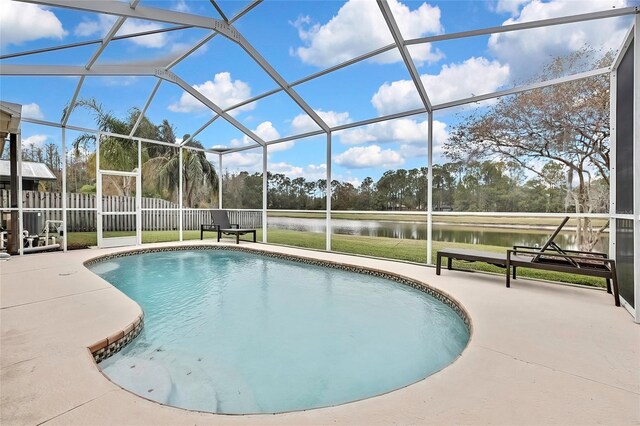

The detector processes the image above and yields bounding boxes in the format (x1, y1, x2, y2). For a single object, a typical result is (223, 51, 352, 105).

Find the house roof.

(0, 160, 57, 181)
(0, 101, 22, 139)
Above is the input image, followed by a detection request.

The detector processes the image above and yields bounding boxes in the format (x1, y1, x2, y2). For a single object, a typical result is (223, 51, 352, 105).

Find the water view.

(266, 217, 609, 253)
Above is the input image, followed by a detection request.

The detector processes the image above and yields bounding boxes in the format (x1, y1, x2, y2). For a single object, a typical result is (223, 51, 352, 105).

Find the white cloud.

(334, 145, 404, 169)
(21, 103, 44, 120)
(269, 162, 304, 176)
(230, 121, 288, 151)
(0, 0, 67, 46)
(338, 118, 448, 148)
(74, 15, 167, 48)
(74, 20, 100, 37)
(173, 0, 190, 13)
(488, 0, 629, 80)
(371, 57, 510, 115)
(268, 141, 295, 153)
(169, 72, 255, 114)
(292, 0, 443, 67)
(214, 159, 328, 181)
(422, 57, 510, 106)
(268, 162, 328, 180)
(254, 121, 280, 141)
(494, 0, 529, 15)
(342, 176, 361, 187)
(22, 134, 48, 148)
(305, 163, 328, 181)
(291, 109, 352, 133)
(221, 152, 263, 173)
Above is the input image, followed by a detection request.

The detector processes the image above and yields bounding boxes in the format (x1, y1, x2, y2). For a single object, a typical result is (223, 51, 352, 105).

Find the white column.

(427, 112, 433, 265)
(136, 139, 142, 245)
(61, 127, 68, 252)
(218, 153, 223, 209)
(179, 147, 183, 242)
(96, 138, 102, 247)
(262, 145, 268, 243)
(326, 132, 332, 251)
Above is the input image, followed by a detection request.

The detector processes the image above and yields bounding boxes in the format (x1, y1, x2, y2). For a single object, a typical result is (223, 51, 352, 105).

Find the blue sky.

(0, 0, 634, 185)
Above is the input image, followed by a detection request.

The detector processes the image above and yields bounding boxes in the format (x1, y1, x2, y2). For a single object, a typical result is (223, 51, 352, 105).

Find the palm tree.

(68, 99, 218, 205)
(143, 131, 218, 207)
(68, 99, 146, 196)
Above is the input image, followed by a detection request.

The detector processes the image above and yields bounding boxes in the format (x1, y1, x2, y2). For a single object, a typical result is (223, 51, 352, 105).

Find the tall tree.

(445, 48, 612, 250)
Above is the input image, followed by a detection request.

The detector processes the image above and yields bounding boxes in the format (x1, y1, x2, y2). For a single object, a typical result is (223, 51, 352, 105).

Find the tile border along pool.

(88, 313, 144, 363)
(1, 240, 639, 425)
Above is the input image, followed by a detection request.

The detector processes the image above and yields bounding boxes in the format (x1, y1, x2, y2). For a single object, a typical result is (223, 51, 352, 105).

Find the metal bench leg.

(447, 257, 452, 271)
(217, 230, 221, 242)
(512, 265, 517, 280)
(506, 258, 511, 288)
(436, 253, 442, 275)
(200, 225, 203, 240)
(252, 231, 256, 242)
(605, 278, 612, 294)
(611, 263, 620, 307)
(236, 233, 240, 244)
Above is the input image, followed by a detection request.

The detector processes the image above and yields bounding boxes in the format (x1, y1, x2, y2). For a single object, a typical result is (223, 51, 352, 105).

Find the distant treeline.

(222, 160, 608, 213)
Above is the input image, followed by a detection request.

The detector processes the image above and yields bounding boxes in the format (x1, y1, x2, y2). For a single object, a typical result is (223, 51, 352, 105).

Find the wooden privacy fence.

(0, 190, 262, 232)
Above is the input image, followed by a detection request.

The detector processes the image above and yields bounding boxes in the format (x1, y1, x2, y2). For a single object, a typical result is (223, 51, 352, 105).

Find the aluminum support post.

(262, 145, 268, 243)
(427, 112, 434, 265)
(179, 147, 183, 242)
(62, 127, 68, 252)
(137, 139, 142, 245)
(218, 154, 223, 209)
(326, 132, 332, 251)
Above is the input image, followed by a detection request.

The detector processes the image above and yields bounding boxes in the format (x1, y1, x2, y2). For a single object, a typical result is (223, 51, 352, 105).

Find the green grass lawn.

(264, 229, 605, 287)
(68, 229, 606, 288)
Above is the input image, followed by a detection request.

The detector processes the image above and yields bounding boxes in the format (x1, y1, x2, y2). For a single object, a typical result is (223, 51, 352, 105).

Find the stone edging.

(84, 245, 472, 362)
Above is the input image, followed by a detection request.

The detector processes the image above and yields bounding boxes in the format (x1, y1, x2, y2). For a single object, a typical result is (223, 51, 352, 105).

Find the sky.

(0, 0, 635, 186)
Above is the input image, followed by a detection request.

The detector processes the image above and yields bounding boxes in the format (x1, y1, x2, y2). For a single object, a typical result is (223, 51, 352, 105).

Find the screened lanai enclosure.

(0, 0, 638, 319)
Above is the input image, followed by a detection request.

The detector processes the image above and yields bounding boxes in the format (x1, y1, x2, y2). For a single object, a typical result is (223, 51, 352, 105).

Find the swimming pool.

(88, 248, 469, 414)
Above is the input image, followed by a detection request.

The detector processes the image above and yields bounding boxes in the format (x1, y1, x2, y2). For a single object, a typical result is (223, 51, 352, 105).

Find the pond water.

(266, 217, 609, 252)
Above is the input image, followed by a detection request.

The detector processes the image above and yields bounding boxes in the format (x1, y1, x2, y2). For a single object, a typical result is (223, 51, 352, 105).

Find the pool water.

(89, 250, 469, 414)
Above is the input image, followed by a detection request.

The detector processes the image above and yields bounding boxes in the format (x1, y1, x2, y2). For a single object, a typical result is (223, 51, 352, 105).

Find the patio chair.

(512, 216, 575, 265)
(436, 217, 620, 306)
(200, 209, 256, 244)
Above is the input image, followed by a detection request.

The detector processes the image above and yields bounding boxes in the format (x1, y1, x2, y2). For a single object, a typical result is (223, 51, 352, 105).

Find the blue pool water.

(89, 249, 469, 414)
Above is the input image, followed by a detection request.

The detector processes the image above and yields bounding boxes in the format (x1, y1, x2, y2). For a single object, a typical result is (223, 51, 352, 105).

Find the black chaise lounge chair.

(436, 217, 620, 306)
(200, 209, 256, 244)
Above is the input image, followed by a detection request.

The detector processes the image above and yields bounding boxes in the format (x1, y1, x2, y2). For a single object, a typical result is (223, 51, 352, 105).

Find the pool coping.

(2, 240, 639, 425)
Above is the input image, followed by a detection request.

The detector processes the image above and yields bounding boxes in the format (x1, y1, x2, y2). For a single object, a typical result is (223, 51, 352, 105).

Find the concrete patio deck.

(1, 240, 638, 425)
